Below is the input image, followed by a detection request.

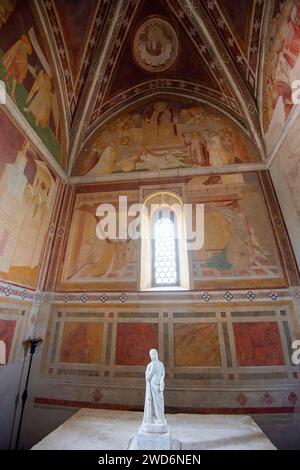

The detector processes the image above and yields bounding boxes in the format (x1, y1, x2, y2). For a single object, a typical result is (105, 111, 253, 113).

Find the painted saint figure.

(142, 349, 166, 426)
(24, 69, 59, 134)
(3, 34, 33, 101)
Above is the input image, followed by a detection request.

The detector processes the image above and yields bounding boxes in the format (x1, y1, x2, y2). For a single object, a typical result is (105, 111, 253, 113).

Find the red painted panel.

(115, 322, 158, 366)
(60, 322, 103, 364)
(233, 322, 285, 366)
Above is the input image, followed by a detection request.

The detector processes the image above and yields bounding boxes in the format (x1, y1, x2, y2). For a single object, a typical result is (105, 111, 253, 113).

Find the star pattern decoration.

(80, 293, 89, 304)
(99, 293, 109, 303)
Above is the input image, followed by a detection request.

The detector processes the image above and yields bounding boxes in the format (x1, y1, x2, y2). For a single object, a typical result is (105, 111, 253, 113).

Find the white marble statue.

(142, 349, 166, 427)
(128, 349, 180, 449)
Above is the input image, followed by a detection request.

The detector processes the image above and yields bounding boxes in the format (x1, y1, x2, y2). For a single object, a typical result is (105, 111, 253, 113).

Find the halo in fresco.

(133, 18, 179, 72)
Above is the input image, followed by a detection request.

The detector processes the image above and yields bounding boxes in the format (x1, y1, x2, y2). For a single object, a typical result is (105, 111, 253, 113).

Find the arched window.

(152, 209, 179, 287)
(140, 191, 190, 290)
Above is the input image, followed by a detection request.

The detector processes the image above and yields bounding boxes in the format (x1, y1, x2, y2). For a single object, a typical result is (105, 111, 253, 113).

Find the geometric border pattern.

(1, 280, 298, 306)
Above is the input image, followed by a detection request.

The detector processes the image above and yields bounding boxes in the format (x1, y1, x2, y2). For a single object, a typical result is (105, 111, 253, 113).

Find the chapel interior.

(0, 0, 300, 450)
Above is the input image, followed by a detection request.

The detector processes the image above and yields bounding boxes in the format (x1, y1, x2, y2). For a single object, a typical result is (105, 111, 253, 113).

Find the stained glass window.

(152, 212, 179, 286)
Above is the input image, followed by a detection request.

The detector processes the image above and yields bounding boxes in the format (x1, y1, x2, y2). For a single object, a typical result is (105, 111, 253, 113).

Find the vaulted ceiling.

(3, 0, 273, 174)
(40, 0, 268, 174)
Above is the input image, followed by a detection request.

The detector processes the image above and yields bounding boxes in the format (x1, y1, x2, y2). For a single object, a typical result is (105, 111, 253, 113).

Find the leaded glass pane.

(153, 215, 178, 286)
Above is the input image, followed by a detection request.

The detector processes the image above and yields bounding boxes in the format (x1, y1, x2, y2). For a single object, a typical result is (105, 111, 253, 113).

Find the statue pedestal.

(128, 423, 181, 450)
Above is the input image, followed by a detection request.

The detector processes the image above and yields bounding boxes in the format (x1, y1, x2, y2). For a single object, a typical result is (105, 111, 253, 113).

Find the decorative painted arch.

(85, 84, 249, 145)
(72, 95, 262, 179)
(66, 0, 268, 176)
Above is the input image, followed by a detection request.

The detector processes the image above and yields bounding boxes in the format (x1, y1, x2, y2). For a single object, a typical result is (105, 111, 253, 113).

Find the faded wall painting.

(188, 173, 285, 289)
(57, 189, 140, 291)
(263, 0, 300, 153)
(60, 322, 103, 364)
(74, 101, 260, 176)
(174, 323, 221, 367)
(56, 172, 286, 291)
(115, 323, 159, 366)
(0, 109, 58, 288)
(40, 302, 299, 412)
(233, 322, 284, 366)
(0, 0, 63, 165)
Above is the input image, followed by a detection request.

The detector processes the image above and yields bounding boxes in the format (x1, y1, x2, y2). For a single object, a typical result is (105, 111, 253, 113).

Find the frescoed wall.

(1, 1, 300, 452)
(73, 101, 260, 177)
(0, 300, 38, 451)
(188, 173, 285, 289)
(0, 302, 31, 364)
(0, 0, 64, 165)
(60, 321, 103, 364)
(0, 108, 59, 289)
(115, 323, 159, 366)
(53, 171, 291, 292)
(174, 323, 221, 367)
(263, 0, 300, 154)
(36, 300, 299, 412)
(55, 186, 140, 291)
(233, 322, 285, 367)
(56, 188, 140, 291)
